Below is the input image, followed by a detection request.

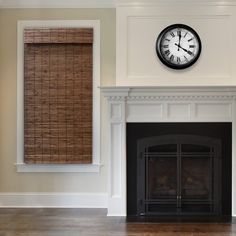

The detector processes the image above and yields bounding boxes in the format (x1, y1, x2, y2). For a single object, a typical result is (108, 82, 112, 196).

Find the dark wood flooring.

(0, 208, 235, 236)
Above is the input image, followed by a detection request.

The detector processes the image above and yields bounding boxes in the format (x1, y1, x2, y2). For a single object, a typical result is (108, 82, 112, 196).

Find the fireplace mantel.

(101, 86, 236, 100)
(101, 86, 236, 216)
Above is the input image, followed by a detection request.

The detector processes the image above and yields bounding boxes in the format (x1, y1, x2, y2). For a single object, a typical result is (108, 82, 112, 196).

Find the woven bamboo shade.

(24, 28, 93, 164)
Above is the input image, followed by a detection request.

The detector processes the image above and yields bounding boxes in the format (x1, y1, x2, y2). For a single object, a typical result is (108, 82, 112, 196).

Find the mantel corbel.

(100, 87, 130, 101)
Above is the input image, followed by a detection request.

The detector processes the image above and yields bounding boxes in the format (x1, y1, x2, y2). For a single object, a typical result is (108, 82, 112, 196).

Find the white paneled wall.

(116, 2, 236, 86)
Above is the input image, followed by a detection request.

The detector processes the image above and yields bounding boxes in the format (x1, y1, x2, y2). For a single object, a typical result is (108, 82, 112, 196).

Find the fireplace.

(101, 86, 236, 218)
(127, 123, 232, 220)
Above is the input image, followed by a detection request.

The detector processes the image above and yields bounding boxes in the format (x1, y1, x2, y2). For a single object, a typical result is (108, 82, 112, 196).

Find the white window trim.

(17, 20, 101, 172)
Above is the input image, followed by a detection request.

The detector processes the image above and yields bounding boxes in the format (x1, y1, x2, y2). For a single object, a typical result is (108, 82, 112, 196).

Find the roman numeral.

(184, 56, 188, 62)
(165, 39, 170, 42)
(184, 32, 188, 38)
(188, 38, 194, 42)
(189, 45, 195, 48)
(163, 45, 169, 48)
(177, 30, 181, 37)
(164, 50, 170, 56)
(187, 51, 194, 56)
(170, 32, 175, 37)
(170, 55, 174, 61)
(177, 57, 181, 64)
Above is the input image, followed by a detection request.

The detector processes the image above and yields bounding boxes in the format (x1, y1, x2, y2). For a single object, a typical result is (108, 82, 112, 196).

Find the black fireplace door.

(137, 135, 221, 216)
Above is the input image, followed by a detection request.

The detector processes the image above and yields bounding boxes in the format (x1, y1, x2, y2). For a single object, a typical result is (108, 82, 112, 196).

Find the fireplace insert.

(127, 123, 232, 221)
(137, 135, 221, 216)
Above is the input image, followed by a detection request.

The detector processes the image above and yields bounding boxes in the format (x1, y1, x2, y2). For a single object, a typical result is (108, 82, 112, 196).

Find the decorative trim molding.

(0, 0, 115, 8)
(0, 193, 108, 208)
(101, 86, 236, 101)
(17, 20, 101, 172)
(127, 95, 236, 101)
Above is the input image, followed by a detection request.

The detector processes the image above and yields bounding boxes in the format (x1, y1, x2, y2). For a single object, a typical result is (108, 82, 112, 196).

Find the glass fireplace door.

(137, 135, 221, 217)
(146, 152, 178, 215)
(180, 144, 215, 214)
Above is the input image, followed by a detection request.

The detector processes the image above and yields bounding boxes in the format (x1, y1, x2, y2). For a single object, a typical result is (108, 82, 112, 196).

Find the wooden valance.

(24, 28, 93, 44)
(24, 28, 93, 164)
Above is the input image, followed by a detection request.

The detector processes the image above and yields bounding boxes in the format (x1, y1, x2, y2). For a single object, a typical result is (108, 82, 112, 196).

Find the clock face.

(156, 24, 202, 69)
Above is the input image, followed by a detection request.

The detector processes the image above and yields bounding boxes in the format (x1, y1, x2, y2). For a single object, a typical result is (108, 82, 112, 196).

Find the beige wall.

(0, 9, 115, 193)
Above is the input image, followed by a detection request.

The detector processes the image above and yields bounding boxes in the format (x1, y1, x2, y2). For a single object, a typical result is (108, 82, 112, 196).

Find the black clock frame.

(156, 24, 202, 70)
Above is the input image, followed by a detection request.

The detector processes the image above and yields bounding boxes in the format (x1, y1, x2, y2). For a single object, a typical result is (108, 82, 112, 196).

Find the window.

(17, 21, 100, 172)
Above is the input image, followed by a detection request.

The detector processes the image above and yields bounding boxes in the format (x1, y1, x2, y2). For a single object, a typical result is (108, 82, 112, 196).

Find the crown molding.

(115, 0, 236, 7)
(1, 0, 236, 8)
(0, 0, 115, 8)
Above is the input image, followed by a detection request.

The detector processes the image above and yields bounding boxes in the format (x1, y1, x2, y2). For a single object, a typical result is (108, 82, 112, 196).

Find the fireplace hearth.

(127, 123, 232, 221)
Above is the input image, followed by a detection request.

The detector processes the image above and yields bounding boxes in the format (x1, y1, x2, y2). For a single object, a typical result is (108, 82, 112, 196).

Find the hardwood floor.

(0, 208, 235, 236)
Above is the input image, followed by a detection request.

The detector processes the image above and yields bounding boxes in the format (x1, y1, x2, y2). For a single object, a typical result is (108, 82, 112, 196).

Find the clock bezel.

(156, 24, 202, 70)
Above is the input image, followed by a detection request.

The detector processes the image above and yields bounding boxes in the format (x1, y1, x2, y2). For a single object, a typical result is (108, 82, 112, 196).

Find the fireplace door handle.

(177, 196, 182, 208)
(179, 195, 182, 208)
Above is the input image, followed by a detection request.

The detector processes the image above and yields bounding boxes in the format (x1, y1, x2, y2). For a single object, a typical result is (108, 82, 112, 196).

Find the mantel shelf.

(100, 86, 236, 101)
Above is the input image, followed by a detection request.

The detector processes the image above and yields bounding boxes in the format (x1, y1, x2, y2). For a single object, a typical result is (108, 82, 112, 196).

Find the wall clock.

(156, 24, 202, 70)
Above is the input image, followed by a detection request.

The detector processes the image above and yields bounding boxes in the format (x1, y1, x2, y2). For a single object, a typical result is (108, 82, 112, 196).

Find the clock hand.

(174, 43, 194, 56)
(178, 31, 181, 51)
(174, 43, 187, 51)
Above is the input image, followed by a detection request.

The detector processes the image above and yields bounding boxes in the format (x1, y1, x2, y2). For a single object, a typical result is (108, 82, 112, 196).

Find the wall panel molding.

(116, 4, 236, 86)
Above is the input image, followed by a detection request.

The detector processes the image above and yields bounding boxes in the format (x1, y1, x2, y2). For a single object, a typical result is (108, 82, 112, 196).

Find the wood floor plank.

(0, 209, 235, 236)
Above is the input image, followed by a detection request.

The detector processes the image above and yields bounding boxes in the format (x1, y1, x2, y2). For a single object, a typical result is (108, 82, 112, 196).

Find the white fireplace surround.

(101, 86, 236, 216)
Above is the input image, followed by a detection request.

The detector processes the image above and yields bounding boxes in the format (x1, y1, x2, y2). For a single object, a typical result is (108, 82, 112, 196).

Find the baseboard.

(0, 193, 108, 208)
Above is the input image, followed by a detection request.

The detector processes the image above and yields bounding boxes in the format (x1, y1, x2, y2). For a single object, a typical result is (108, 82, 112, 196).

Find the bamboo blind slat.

(24, 28, 93, 44)
(24, 28, 93, 164)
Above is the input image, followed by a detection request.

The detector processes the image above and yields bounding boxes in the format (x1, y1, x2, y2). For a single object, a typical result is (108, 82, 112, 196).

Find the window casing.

(17, 21, 100, 172)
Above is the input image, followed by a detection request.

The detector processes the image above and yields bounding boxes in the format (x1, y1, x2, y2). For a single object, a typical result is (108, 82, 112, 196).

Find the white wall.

(116, 2, 236, 86)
